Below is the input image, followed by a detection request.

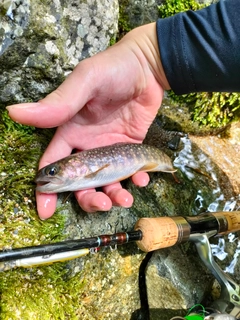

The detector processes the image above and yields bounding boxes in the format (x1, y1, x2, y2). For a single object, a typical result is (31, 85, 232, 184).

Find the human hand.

(7, 22, 170, 220)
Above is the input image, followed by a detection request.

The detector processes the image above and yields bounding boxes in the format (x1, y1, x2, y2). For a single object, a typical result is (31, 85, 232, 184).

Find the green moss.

(0, 112, 48, 211)
(168, 91, 240, 127)
(109, 34, 117, 46)
(1, 109, 35, 136)
(0, 264, 86, 320)
(158, 0, 240, 127)
(0, 109, 88, 319)
(158, 0, 205, 17)
(117, 1, 132, 40)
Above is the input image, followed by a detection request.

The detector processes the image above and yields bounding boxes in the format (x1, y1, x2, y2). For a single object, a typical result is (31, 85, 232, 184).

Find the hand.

(7, 23, 170, 220)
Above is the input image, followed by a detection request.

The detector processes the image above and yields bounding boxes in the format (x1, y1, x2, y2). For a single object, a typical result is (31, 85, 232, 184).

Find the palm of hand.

(7, 37, 165, 219)
(53, 74, 164, 154)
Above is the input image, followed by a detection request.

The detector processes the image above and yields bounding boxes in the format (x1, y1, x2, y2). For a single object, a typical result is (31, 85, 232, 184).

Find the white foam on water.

(224, 240, 240, 274)
(175, 137, 240, 274)
(210, 199, 240, 273)
(211, 238, 228, 261)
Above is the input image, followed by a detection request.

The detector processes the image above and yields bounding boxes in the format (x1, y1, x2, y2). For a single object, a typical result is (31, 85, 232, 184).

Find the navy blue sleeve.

(157, 0, 240, 94)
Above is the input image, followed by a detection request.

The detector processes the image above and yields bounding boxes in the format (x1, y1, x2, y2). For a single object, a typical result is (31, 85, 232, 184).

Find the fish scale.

(35, 143, 176, 193)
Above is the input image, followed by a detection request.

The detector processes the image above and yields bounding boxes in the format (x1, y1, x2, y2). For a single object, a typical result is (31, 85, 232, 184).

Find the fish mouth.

(36, 182, 64, 193)
(35, 176, 65, 193)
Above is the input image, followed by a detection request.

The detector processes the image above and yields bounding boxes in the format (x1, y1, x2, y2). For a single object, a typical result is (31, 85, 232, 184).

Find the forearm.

(157, 0, 240, 94)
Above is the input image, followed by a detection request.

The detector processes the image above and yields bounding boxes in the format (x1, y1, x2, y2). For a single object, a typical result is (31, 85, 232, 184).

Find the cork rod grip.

(213, 211, 240, 234)
(134, 217, 180, 252)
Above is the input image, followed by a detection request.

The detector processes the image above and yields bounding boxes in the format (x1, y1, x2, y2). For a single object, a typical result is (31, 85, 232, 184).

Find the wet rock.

(141, 101, 239, 319)
(190, 134, 240, 195)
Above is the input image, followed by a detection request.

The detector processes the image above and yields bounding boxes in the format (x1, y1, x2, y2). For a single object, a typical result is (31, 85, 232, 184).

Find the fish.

(204, 313, 236, 320)
(35, 143, 176, 193)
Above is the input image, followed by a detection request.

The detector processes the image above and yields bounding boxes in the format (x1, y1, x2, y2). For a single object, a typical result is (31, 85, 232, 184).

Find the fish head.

(35, 158, 90, 193)
(35, 162, 67, 193)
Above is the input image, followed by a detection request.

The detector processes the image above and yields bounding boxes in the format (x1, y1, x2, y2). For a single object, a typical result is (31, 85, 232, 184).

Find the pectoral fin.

(85, 164, 110, 179)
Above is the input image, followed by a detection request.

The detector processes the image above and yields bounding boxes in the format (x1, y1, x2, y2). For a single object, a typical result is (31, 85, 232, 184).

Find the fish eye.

(45, 166, 58, 176)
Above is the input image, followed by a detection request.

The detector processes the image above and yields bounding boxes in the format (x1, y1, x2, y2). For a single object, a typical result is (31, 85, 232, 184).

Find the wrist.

(121, 23, 171, 90)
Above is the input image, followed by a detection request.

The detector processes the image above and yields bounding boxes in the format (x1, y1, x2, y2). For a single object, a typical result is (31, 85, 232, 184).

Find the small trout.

(35, 143, 176, 193)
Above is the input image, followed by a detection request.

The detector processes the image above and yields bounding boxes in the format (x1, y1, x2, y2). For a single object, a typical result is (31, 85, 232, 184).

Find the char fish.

(35, 143, 176, 193)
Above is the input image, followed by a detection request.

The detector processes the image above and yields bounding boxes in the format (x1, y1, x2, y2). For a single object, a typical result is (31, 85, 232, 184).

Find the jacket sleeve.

(156, 0, 240, 94)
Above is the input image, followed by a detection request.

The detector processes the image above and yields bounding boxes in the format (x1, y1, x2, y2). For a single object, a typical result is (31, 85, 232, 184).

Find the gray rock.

(146, 247, 213, 319)
(0, 0, 118, 106)
(120, 0, 162, 30)
(119, 0, 214, 31)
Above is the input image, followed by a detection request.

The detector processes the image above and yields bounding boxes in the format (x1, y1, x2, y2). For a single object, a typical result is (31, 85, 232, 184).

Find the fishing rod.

(1, 211, 240, 318)
(0, 211, 240, 271)
(0, 231, 142, 271)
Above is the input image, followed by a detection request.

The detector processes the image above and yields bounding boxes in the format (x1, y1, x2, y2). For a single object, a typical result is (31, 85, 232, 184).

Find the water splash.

(211, 238, 228, 261)
(224, 234, 240, 274)
(175, 137, 240, 274)
(6, 1, 14, 20)
(210, 198, 240, 274)
(174, 136, 220, 183)
(173, 136, 195, 180)
(174, 136, 225, 211)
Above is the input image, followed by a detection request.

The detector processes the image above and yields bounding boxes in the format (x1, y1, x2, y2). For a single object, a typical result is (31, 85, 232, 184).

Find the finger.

(36, 129, 74, 219)
(38, 128, 73, 168)
(103, 183, 134, 207)
(36, 192, 57, 220)
(75, 189, 113, 213)
(6, 61, 94, 128)
(131, 172, 150, 187)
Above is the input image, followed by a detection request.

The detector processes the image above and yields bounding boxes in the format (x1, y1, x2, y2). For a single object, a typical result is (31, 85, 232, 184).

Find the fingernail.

(6, 103, 40, 111)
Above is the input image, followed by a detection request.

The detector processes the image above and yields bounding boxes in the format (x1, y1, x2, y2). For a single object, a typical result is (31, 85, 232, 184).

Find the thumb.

(6, 62, 94, 128)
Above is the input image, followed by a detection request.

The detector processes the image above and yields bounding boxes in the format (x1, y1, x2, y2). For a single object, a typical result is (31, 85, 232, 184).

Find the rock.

(0, 0, 118, 106)
(120, 0, 162, 30)
(119, 0, 212, 32)
(146, 248, 213, 319)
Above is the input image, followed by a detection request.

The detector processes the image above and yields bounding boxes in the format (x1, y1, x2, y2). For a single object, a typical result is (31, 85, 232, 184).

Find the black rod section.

(185, 213, 219, 234)
(0, 230, 142, 262)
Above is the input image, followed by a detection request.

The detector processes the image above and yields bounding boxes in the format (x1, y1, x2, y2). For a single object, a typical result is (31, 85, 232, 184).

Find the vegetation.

(0, 110, 88, 319)
(117, 1, 132, 40)
(158, 0, 240, 127)
(158, 0, 205, 17)
(0, 264, 86, 319)
(167, 91, 240, 127)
